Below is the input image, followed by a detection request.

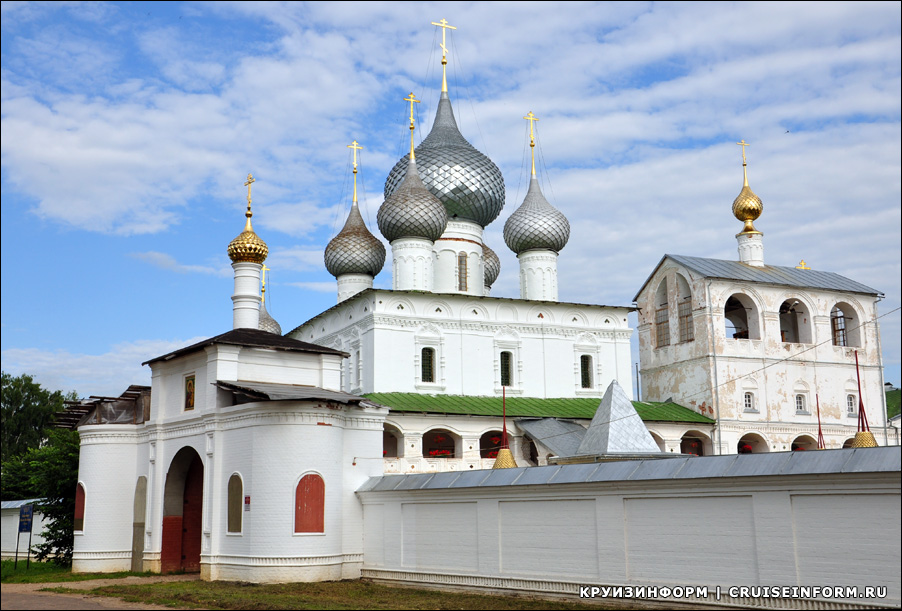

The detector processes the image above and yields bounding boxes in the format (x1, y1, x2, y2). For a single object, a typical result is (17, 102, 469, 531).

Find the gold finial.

(404, 92, 420, 159)
(431, 18, 456, 93)
(228, 172, 268, 264)
(796, 260, 810, 270)
(524, 111, 539, 178)
(348, 140, 363, 203)
(732, 139, 763, 235)
(261, 264, 270, 303)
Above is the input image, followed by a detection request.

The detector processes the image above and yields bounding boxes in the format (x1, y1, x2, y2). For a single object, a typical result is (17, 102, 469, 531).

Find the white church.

(63, 21, 899, 607)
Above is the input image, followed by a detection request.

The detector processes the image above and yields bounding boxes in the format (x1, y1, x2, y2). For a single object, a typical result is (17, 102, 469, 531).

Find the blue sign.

(18, 505, 33, 533)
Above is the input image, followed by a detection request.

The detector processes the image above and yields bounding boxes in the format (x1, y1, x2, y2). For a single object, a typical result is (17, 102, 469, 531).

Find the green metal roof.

(364, 393, 715, 424)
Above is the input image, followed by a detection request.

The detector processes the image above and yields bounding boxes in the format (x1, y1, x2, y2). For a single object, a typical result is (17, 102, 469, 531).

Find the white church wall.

(637, 260, 887, 453)
(293, 289, 633, 400)
(73, 425, 142, 573)
(360, 456, 901, 609)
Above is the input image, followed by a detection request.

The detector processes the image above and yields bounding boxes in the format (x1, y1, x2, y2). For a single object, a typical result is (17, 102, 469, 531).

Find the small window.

(500, 351, 513, 387)
(227, 474, 242, 534)
(457, 252, 468, 291)
(184, 375, 195, 411)
(421, 347, 435, 383)
(295, 474, 325, 533)
(678, 301, 694, 343)
(743, 392, 755, 412)
(74, 483, 86, 532)
(831, 306, 848, 346)
(355, 350, 361, 386)
(795, 394, 807, 413)
(655, 306, 670, 347)
(580, 355, 593, 389)
(847, 394, 857, 414)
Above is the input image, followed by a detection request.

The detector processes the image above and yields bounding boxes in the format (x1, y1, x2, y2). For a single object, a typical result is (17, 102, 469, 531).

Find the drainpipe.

(706, 279, 723, 455)
(874, 294, 888, 445)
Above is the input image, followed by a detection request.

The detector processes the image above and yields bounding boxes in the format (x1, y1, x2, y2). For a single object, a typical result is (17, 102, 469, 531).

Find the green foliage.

(1, 371, 76, 462)
(0, 453, 39, 500)
(1, 560, 151, 584)
(886, 388, 900, 420)
(27, 428, 81, 566)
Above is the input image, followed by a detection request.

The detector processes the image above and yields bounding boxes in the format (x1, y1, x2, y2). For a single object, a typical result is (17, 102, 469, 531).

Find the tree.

(28, 428, 81, 566)
(1, 372, 73, 462)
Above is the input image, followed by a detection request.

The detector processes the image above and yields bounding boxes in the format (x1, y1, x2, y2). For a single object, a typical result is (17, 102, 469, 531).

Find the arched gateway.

(161, 447, 204, 573)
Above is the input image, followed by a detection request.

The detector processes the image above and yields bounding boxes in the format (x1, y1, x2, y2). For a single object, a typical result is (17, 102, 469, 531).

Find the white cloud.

(1, 336, 207, 398)
(131, 251, 232, 277)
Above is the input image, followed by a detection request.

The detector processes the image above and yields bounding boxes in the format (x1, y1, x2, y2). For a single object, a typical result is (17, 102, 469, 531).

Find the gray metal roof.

(516, 418, 586, 457)
(1, 499, 43, 510)
(357, 446, 900, 493)
(215, 381, 374, 405)
(634, 254, 880, 302)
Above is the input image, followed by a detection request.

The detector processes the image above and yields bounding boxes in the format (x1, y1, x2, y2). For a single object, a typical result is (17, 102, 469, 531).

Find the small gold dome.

(228, 212, 268, 264)
(732, 141, 763, 235)
(732, 184, 763, 234)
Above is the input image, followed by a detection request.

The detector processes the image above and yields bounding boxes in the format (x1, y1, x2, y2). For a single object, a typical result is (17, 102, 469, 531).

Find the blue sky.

(2, 1, 900, 398)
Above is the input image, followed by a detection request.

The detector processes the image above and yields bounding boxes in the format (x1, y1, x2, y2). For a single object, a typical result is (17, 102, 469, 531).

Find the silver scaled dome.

(324, 203, 386, 277)
(483, 242, 500, 288)
(258, 304, 282, 335)
(504, 177, 570, 254)
(384, 92, 505, 228)
(378, 158, 448, 242)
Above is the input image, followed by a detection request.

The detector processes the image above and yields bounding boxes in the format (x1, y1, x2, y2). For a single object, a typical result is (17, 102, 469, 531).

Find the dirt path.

(1, 574, 199, 610)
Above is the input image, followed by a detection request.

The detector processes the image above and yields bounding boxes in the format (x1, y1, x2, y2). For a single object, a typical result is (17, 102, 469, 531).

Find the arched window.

(743, 392, 756, 412)
(500, 351, 513, 387)
(74, 483, 86, 532)
(779, 299, 811, 344)
(795, 394, 807, 413)
(580, 355, 593, 389)
(457, 252, 468, 291)
(480, 431, 504, 459)
(423, 429, 457, 458)
(227, 474, 242, 534)
(383, 423, 402, 458)
(295, 474, 325, 533)
(654, 280, 670, 347)
(847, 394, 857, 415)
(421, 347, 435, 383)
(725, 294, 760, 340)
(676, 275, 694, 343)
(831, 303, 860, 347)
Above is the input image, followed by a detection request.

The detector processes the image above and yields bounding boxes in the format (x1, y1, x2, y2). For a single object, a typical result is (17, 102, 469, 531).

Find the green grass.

(49, 579, 633, 610)
(1, 559, 153, 584)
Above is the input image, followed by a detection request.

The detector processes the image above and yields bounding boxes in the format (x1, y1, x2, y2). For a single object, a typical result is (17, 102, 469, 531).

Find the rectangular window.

(458, 252, 468, 291)
(795, 394, 807, 413)
(744, 392, 755, 412)
(580, 355, 593, 389)
(847, 395, 857, 414)
(655, 307, 670, 347)
(500, 351, 513, 387)
(421, 348, 435, 383)
(678, 301, 694, 343)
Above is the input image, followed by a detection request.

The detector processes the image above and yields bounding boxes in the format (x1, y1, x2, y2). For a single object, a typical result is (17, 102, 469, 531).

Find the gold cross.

(404, 92, 421, 158)
(525, 111, 540, 176)
(736, 139, 750, 164)
(347, 140, 362, 171)
(261, 264, 270, 301)
(244, 173, 255, 209)
(431, 18, 456, 61)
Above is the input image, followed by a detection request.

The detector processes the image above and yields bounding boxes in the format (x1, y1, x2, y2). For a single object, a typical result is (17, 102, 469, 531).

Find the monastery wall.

(359, 447, 901, 609)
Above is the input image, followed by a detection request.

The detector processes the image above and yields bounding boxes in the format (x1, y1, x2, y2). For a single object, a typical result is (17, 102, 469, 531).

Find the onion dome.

(384, 92, 505, 228)
(258, 304, 282, 335)
(503, 177, 570, 255)
(378, 158, 448, 242)
(732, 140, 763, 234)
(483, 242, 500, 288)
(324, 204, 386, 277)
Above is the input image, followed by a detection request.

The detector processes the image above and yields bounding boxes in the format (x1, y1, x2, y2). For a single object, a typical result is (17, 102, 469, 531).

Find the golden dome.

(492, 447, 517, 469)
(732, 140, 763, 235)
(227, 173, 268, 264)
